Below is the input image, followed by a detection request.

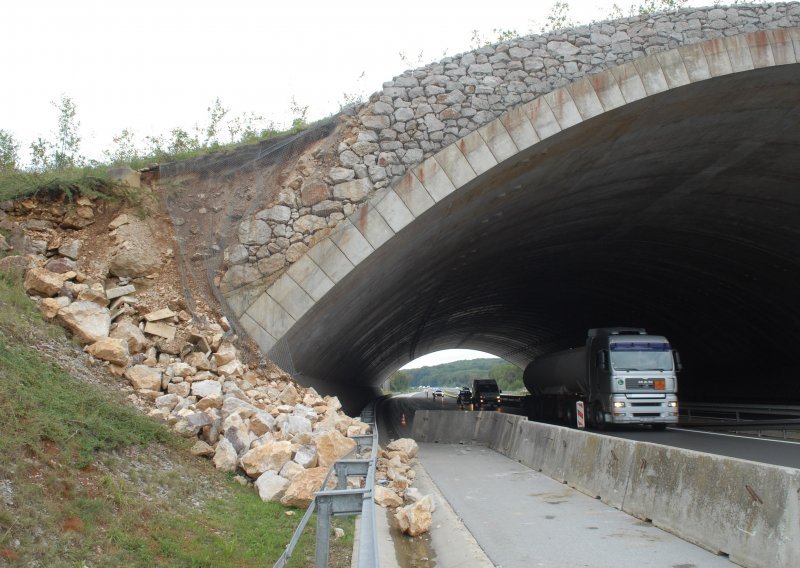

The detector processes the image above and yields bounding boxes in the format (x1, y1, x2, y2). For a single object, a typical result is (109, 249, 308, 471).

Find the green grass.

(0, 167, 122, 203)
(126, 119, 316, 171)
(0, 271, 353, 566)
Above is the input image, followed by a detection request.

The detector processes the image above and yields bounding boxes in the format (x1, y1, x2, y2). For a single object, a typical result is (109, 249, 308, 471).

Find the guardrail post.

(273, 408, 380, 568)
(352, 434, 374, 453)
(315, 497, 332, 568)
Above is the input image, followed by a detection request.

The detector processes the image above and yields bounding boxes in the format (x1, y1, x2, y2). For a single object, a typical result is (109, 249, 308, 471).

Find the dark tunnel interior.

(282, 64, 800, 407)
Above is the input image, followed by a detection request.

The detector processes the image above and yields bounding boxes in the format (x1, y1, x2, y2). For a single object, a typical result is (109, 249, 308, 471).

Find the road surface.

(418, 442, 736, 567)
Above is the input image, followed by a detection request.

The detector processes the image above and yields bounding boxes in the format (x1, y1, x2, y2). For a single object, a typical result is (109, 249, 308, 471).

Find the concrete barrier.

(412, 410, 800, 568)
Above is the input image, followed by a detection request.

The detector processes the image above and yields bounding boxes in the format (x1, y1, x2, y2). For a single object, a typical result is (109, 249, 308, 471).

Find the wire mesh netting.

(156, 118, 338, 364)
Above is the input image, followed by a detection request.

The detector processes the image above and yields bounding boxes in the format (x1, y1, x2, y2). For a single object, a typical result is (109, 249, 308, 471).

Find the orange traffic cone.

(400, 413, 407, 427)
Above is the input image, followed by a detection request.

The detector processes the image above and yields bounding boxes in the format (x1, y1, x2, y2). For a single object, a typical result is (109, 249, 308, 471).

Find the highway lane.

(377, 393, 800, 468)
(602, 427, 800, 469)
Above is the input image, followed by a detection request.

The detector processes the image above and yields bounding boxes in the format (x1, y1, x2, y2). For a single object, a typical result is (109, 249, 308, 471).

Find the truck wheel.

(592, 403, 606, 431)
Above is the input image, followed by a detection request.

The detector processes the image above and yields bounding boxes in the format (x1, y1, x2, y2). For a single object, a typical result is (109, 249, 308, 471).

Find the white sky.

(402, 349, 499, 369)
(2, 0, 715, 162)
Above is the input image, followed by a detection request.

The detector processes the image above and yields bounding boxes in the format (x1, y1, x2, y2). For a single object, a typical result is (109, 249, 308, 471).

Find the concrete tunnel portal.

(269, 64, 800, 409)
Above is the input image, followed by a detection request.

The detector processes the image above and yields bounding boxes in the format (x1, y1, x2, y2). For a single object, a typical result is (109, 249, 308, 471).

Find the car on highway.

(457, 387, 472, 407)
(432, 388, 444, 398)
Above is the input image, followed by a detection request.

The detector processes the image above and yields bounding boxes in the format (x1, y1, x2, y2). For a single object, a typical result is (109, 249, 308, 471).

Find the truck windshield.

(609, 342, 673, 371)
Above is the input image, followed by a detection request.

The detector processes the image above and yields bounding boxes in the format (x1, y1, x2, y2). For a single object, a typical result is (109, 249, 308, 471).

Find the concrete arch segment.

(225, 29, 800, 404)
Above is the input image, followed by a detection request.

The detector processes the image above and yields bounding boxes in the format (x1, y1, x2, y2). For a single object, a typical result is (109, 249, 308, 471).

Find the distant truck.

(523, 328, 681, 429)
(457, 387, 472, 407)
(472, 379, 501, 409)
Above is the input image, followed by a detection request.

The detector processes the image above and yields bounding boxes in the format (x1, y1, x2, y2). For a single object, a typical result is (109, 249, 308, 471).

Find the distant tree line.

(386, 358, 525, 393)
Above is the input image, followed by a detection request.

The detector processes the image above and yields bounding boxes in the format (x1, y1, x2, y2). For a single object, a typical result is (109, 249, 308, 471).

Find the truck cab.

(472, 379, 501, 409)
(588, 328, 680, 429)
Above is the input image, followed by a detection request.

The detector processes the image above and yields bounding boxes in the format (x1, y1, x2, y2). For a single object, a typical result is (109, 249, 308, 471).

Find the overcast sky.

(1, 0, 716, 162)
(401, 349, 499, 369)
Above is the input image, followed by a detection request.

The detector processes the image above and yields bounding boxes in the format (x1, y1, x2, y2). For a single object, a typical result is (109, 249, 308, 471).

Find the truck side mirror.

(673, 350, 683, 372)
(596, 350, 608, 372)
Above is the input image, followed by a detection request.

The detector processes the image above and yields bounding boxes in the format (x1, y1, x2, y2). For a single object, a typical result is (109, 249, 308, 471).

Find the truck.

(472, 378, 501, 409)
(522, 328, 681, 429)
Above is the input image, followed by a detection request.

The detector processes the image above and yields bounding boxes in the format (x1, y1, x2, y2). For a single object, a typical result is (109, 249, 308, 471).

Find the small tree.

(167, 127, 200, 156)
(637, 0, 688, 15)
(289, 96, 309, 131)
(204, 97, 229, 147)
(29, 137, 52, 172)
(104, 129, 140, 165)
(542, 1, 574, 32)
(0, 130, 19, 172)
(52, 94, 82, 169)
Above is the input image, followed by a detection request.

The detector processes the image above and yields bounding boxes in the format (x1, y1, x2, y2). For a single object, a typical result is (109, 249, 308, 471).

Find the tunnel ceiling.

(284, 65, 800, 403)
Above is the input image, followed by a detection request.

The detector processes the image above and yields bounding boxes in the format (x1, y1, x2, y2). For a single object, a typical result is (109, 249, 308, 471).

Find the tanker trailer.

(523, 328, 681, 429)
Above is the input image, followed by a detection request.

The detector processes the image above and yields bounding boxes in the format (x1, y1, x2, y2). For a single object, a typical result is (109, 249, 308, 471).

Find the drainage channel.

(384, 508, 436, 567)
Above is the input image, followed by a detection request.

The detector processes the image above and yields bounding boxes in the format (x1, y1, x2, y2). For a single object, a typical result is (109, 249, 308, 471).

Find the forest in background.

(387, 359, 525, 393)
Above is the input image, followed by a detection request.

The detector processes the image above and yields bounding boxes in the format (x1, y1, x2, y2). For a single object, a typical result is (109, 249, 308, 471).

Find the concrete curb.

(412, 410, 800, 568)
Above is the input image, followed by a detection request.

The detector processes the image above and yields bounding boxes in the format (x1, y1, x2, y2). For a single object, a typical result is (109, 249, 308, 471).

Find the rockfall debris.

(374, 437, 435, 536)
(0, 192, 370, 510)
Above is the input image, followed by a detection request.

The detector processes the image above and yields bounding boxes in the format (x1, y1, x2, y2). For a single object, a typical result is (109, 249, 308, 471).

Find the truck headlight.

(613, 401, 626, 408)
(668, 401, 678, 408)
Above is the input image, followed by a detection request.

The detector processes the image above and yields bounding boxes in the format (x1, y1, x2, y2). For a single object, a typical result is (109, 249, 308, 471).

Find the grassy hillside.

(0, 270, 351, 566)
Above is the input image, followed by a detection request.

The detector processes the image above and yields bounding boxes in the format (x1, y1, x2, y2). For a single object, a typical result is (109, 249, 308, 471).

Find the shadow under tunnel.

(276, 65, 800, 408)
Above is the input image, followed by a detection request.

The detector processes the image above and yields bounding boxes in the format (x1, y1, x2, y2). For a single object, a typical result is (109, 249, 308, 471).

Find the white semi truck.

(522, 328, 681, 429)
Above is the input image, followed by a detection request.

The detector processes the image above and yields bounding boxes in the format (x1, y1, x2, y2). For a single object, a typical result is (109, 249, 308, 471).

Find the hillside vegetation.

(0, 217, 352, 565)
(388, 358, 525, 392)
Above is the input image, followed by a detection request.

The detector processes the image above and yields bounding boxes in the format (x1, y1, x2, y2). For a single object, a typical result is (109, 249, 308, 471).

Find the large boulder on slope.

(239, 441, 293, 478)
(56, 301, 111, 344)
(280, 467, 333, 509)
(124, 365, 163, 391)
(255, 471, 290, 502)
(313, 430, 357, 468)
(86, 337, 130, 366)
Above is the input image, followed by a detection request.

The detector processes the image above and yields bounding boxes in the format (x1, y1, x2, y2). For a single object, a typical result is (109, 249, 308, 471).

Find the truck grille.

(626, 378, 666, 390)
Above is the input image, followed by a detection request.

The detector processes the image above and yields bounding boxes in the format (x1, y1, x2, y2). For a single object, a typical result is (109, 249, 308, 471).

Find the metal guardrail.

(681, 402, 800, 420)
(273, 403, 380, 568)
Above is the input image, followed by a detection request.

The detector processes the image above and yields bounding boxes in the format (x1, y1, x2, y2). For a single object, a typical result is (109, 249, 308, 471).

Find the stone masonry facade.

(221, 2, 800, 294)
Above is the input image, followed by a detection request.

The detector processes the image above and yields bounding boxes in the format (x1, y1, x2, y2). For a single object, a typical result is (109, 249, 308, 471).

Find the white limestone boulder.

(56, 301, 111, 344)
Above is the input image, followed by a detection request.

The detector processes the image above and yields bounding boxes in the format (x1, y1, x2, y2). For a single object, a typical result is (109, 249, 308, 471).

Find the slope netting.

(156, 118, 338, 360)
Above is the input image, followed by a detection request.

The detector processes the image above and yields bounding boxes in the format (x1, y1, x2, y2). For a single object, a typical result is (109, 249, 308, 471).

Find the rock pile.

(1, 195, 370, 509)
(373, 438, 435, 536)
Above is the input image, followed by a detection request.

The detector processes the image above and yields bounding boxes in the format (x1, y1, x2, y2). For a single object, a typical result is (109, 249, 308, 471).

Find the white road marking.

(673, 427, 800, 445)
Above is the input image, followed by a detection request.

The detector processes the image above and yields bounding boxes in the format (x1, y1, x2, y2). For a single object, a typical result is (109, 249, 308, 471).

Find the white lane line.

(674, 427, 800, 445)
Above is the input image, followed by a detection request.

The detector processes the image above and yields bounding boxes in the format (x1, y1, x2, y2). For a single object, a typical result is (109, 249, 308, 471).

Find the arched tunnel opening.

(279, 64, 800, 411)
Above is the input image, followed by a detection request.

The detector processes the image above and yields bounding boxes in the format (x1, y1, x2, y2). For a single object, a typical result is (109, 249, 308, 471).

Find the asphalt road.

(378, 391, 800, 468)
(602, 427, 800, 469)
(419, 442, 736, 568)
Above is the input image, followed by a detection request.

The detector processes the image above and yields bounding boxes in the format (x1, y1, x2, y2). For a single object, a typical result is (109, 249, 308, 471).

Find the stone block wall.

(221, 2, 800, 294)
